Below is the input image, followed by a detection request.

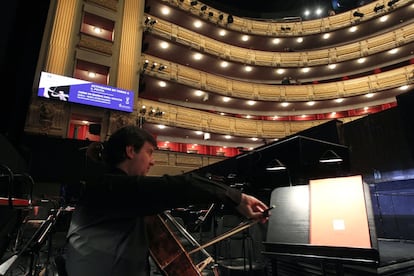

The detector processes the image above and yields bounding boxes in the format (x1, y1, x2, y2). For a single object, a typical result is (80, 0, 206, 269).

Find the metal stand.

(0, 207, 63, 276)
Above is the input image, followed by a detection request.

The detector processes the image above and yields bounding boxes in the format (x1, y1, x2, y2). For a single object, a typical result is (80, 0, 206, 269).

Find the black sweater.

(65, 169, 241, 276)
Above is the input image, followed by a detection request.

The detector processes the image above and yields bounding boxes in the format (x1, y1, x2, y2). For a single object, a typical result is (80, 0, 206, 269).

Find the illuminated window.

(81, 12, 115, 42)
(74, 59, 109, 85)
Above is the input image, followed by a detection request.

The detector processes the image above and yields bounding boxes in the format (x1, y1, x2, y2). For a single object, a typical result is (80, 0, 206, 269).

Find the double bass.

(146, 207, 273, 276)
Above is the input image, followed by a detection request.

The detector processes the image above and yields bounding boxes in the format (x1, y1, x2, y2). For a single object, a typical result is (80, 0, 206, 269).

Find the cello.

(146, 207, 273, 276)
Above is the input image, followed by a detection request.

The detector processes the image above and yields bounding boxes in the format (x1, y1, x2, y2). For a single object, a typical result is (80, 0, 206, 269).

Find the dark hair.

(104, 125, 157, 167)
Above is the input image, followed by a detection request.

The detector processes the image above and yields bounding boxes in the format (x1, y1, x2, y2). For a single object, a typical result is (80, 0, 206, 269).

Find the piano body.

(188, 121, 383, 275)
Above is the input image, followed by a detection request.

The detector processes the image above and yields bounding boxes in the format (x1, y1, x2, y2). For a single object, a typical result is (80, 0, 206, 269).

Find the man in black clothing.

(65, 125, 269, 276)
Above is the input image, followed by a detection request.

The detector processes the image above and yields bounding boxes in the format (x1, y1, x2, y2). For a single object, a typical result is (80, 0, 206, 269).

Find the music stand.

(263, 175, 379, 274)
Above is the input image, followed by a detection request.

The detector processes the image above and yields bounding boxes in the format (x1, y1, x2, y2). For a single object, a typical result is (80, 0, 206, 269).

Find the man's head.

(105, 126, 157, 175)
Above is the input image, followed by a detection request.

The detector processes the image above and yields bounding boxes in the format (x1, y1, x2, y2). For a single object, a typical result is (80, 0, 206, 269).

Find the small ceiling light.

(365, 93, 374, 98)
(193, 20, 202, 28)
(88, 71, 96, 78)
(244, 66, 252, 72)
(400, 85, 409, 90)
(247, 100, 256, 106)
(158, 81, 166, 87)
(323, 33, 330, 39)
(241, 35, 249, 41)
(335, 98, 344, 103)
(224, 135, 232, 139)
(276, 68, 285, 74)
(219, 30, 226, 36)
(296, 37, 303, 43)
(204, 133, 211, 140)
(161, 7, 170, 15)
(194, 90, 204, 96)
(315, 8, 323, 16)
(193, 53, 203, 60)
(272, 38, 281, 44)
(157, 124, 166, 129)
(328, 64, 337, 69)
(357, 57, 366, 63)
(302, 67, 310, 73)
(160, 42, 169, 49)
(388, 48, 398, 54)
(281, 102, 289, 107)
(379, 15, 389, 22)
(306, 101, 315, 106)
(349, 26, 358, 32)
(220, 61, 229, 68)
(93, 27, 102, 34)
(222, 97, 231, 102)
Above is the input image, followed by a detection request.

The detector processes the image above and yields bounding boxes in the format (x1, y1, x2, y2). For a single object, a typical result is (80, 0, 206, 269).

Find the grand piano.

(190, 120, 414, 275)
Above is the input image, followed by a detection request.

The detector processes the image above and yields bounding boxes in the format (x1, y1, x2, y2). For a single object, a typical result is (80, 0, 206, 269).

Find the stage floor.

(263, 239, 414, 275)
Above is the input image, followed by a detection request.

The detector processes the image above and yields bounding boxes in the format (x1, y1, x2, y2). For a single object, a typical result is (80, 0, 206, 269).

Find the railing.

(166, 0, 413, 36)
(149, 16, 414, 67)
(141, 54, 414, 102)
(137, 98, 361, 139)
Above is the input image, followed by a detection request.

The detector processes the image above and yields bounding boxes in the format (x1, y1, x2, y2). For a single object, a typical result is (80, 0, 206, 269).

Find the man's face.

(128, 141, 155, 176)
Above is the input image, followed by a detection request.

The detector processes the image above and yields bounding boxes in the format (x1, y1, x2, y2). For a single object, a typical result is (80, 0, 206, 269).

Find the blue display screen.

(37, 71, 134, 113)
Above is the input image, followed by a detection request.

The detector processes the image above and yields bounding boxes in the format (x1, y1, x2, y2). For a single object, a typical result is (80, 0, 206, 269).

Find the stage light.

(387, 0, 399, 7)
(154, 107, 163, 117)
(353, 11, 364, 18)
(374, 4, 385, 12)
(143, 60, 149, 69)
(227, 15, 233, 24)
